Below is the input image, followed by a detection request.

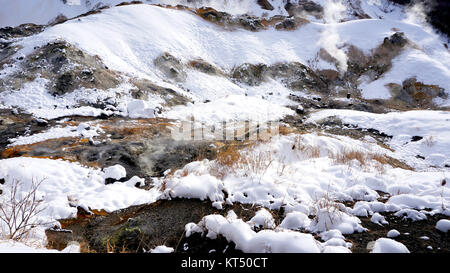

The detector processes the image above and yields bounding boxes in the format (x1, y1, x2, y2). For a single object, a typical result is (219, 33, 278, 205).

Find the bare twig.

(0, 178, 46, 241)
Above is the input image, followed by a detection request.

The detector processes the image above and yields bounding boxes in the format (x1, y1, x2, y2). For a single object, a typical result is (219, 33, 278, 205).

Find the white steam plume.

(318, 0, 348, 73)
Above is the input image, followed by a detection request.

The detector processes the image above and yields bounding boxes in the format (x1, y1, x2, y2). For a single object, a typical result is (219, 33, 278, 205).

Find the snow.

(127, 99, 156, 119)
(436, 219, 450, 233)
(0, 1, 449, 253)
(360, 48, 450, 103)
(371, 238, 410, 253)
(8, 122, 102, 147)
(0, 240, 79, 253)
(387, 229, 401, 238)
(308, 109, 450, 169)
(187, 213, 323, 253)
(163, 172, 224, 202)
(247, 208, 276, 229)
(0, 3, 445, 122)
(0, 0, 406, 28)
(0, 157, 159, 246)
(149, 245, 174, 253)
(370, 212, 388, 226)
(159, 132, 450, 215)
(103, 164, 127, 180)
(167, 95, 293, 125)
(280, 211, 311, 231)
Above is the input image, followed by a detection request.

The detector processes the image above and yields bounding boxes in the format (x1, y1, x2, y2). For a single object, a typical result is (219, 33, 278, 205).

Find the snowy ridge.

(0, 3, 448, 121)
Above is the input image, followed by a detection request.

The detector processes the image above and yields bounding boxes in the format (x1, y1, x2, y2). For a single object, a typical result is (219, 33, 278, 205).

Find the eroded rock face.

(388, 77, 447, 107)
(231, 62, 328, 92)
(0, 40, 121, 96)
(257, 0, 274, 11)
(346, 32, 408, 85)
(285, 0, 324, 18)
(196, 7, 266, 31)
(231, 63, 268, 86)
(154, 52, 187, 82)
(274, 16, 310, 30)
(130, 78, 191, 108)
(0, 24, 44, 40)
(188, 59, 224, 75)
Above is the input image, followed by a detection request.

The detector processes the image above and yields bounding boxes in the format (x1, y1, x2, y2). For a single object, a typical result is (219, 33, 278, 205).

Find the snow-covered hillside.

(0, 0, 449, 254)
(0, 0, 406, 28)
(1, 3, 449, 123)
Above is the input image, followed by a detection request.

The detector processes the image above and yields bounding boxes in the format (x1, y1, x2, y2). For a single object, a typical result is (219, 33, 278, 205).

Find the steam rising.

(318, 0, 348, 73)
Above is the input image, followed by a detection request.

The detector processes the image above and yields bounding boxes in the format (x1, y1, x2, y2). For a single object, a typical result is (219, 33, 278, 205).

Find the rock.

(130, 78, 191, 107)
(285, 0, 324, 18)
(45, 228, 78, 250)
(103, 164, 127, 180)
(231, 63, 267, 86)
(411, 136, 423, 142)
(257, 0, 274, 11)
(54, 73, 73, 96)
(382, 32, 407, 48)
(1, 40, 120, 97)
(275, 17, 310, 30)
(366, 241, 376, 251)
(154, 52, 186, 82)
(189, 59, 223, 75)
(0, 23, 44, 40)
(81, 199, 221, 252)
(392, 77, 447, 107)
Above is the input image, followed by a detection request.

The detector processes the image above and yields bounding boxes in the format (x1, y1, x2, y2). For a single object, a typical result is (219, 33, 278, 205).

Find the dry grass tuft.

(332, 149, 368, 167)
(210, 142, 273, 180)
(292, 135, 321, 159)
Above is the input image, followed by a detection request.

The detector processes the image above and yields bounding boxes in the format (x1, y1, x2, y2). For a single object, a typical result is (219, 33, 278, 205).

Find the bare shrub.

(332, 149, 367, 167)
(292, 135, 321, 159)
(330, 148, 393, 174)
(0, 179, 46, 241)
(210, 143, 273, 181)
(311, 191, 343, 231)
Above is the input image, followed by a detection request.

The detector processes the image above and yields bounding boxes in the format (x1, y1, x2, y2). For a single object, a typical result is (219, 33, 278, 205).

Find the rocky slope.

(0, 0, 449, 253)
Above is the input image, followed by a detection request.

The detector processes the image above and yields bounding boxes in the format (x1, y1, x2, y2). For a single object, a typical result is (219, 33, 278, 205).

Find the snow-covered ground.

(0, 157, 160, 248)
(307, 109, 450, 169)
(1, 3, 449, 121)
(0, 1, 449, 253)
(0, 0, 406, 28)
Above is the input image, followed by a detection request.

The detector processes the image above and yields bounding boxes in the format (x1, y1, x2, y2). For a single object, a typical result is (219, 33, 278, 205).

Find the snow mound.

(149, 245, 174, 253)
(0, 157, 158, 224)
(387, 229, 401, 238)
(186, 213, 323, 253)
(436, 219, 450, 233)
(103, 164, 127, 180)
(371, 238, 410, 253)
